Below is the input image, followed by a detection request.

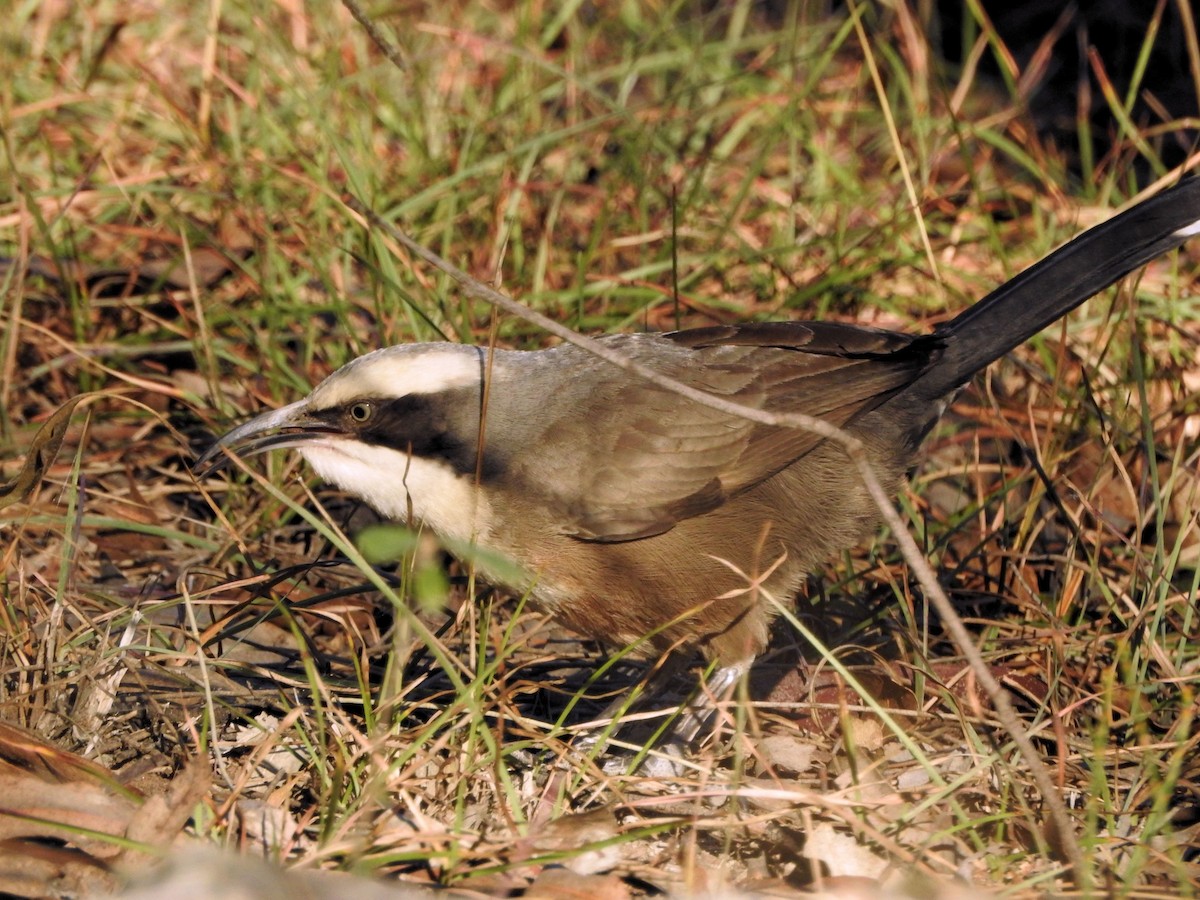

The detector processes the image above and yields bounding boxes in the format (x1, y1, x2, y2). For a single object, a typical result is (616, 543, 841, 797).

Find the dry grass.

(1, 1, 1199, 896)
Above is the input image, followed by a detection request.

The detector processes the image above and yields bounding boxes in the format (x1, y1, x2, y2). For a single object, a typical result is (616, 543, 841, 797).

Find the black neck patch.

(356, 390, 503, 481)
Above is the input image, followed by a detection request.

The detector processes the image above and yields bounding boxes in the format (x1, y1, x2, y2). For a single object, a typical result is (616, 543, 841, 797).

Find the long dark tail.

(909, 177, 1200, 402)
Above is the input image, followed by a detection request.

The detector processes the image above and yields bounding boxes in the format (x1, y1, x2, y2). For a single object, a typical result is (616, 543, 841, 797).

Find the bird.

(198, 179, 1200, 732)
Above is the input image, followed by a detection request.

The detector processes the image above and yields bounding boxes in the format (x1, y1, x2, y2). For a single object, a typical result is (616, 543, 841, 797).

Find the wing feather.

(506, 323, 940, 541)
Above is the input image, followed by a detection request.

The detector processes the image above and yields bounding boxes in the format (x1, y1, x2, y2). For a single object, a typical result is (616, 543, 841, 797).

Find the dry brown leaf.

(804, 822, 888, 880)
(0, 720, 141, 898)
(759, 733, 819, 774)
(0, 720, 128, 789)
(0, 394, 88, 511)
(3, 246, 245, 296)
(520, 807, 622, 876)
(0, 722, 208, 897)
(526, 867, 632, 900)
(120, 760, 211, 865)
(0, 721, 141, 850)
(0, 837, 118, 898)
(112, 847, 436, 899)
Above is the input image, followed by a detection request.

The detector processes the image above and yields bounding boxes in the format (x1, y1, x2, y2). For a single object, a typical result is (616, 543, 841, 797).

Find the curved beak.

(194, 399, 341, 476)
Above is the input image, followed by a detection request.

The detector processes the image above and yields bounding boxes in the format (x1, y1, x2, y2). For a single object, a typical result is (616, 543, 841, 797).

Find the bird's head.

(196, 343, 493, 536)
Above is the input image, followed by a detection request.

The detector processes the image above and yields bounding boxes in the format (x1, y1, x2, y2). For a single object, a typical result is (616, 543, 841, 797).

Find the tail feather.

(910, 178, 1200, 401)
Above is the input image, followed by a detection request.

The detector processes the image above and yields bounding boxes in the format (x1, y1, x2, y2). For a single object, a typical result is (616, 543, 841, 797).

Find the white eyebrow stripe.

(311, 345, 484, 408)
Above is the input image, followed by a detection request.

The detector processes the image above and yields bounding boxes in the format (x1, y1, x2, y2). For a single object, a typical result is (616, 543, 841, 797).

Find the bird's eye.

(349, 401, 373, 423)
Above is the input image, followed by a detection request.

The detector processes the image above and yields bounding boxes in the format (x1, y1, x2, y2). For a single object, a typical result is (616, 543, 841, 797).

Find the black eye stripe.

(355, 395, 446, 452)
(345, 393, 502, 480)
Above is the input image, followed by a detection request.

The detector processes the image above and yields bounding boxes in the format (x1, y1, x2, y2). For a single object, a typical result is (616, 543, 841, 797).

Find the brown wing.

(513, 322, 941, 542)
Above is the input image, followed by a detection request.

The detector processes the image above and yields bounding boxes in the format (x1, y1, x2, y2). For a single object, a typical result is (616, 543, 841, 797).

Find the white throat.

(298, 439, 491, 544)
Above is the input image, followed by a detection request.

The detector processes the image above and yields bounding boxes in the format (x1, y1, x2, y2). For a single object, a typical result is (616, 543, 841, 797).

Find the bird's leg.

(571, 651, 692, 757)
(671, 659, 749, 745)
(574, 656, 749, 777)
